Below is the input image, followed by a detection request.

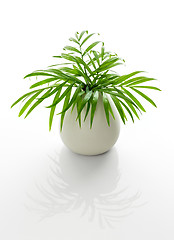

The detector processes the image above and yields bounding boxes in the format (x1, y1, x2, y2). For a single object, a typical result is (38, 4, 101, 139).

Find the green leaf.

(71, 91, 85, 113)
(47, 83, 74, 108)
(30, 77, 60, 89)
(84, 101, 90, 122)
(90, 91, 99, 128)
(95, 62, 122, 73)
(75, 31, 79, 40)
(57, 84, 83, 115)
(24, 72, 56, 79)
(102, 92, 110, 126)
(48, 63, 72, 68)
(87, 53, 96, 70)
(108, 100, 115, 120)
(49, 88, 62, 131)
(18, 90, 43, 117)
(83, 41, 101, 56)
(111, 96, 126, 124)
(76, 97, 82, 127)
(59, 66, 81, 76)
(127, 78, 156, 87)
(75, 56, 94, 78)
(11, 90, 39, 108)
(133, 86, 161, 91)
(25, 89, 52, 118)
(124, 99, 140, 119)
(121, 87, 146, 112)
(46, 68, 83, 84)
(79, 30, 88, 41)
(64, 46, 81, 54)
(120, 77, 155, 86)
(38, 86, 63, 100)
(92, 50, 100, 66)
(118, 99, 135, 122)
(76, 90, 93, 120)
(52, 55, 62, 58)
(131, 87, 157, 107)
(101, 43, 105, 61)
(94, 72, 116, 87)
(81, 33, 96, 46)
(111, 71, 145, 85)
(99, 56, 119, 67)
(61, 53, 77, 62)
(60, 88, 72, 131)
(69, 37, 79, 45)
(100, 88, 138, 108)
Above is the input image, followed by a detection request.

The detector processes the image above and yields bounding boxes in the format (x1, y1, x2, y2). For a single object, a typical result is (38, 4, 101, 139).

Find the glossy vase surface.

(60, 94, 120, 155)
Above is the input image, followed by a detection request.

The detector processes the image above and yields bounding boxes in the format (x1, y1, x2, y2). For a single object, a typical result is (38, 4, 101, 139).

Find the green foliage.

(11, 30, 161, 131)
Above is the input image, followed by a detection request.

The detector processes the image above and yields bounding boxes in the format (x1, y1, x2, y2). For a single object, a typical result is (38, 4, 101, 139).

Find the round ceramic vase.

(60, 94, 120, 155)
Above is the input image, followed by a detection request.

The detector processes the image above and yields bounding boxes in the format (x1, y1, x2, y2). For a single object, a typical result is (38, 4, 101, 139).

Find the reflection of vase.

(59, 147, 120, 200)
(26, 148, 141, 228)
(60, 94, 120, 155)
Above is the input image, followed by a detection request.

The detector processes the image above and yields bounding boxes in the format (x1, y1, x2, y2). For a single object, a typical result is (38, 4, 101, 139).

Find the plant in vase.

(11, 30, 161, 155)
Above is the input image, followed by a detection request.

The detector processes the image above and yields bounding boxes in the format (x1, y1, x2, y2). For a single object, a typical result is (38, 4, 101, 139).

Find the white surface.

(0, 0, 174, 239)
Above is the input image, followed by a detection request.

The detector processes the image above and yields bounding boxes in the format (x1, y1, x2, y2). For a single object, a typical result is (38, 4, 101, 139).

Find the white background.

(0, 0, 174, 239)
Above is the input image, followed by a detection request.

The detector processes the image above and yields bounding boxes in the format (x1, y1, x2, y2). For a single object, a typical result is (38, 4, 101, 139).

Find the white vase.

(60, 94, 120, 155)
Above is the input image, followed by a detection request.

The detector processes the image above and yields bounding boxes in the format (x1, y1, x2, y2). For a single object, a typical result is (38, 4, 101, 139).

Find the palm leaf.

(121, 87, 146, 112)
(111, 71, 145, 85)
(18, 90, 43, 117)
(25, 89, 52, 118)
(84, 101, 91, 122)
(100, 88, 139, 108)
(63, 46, 81, 54)
(120, 77, 156, 86)
(46, 68, 83, 84)
(61, 53, 77, 62)
(60, 88, 72, 131)
(131, 87, 157, 107)
(127, 78, 156, 87)
(111, 96, 126, 124)
(79, 30, 88, 41)
(108, 100, 115, 120)
(133, 86, 161, 91)
(102, 92, 110, 126)
(92, 50, 100, 66)
(24, 71, 56, 79)
(59, 67, 82, 76)
(38, 86, 62, 100)
(124, 99, 140, 119)
(95, 62, 122, 73)
(49, 88, 62, 131)
(75, 56, 94, 78)
(101, 43, 105, 61)
(81, 33, 96, 46)
(57, 84, 83, 115)
(30, 77, 60, 89)
(76, 90, 93, 120)
(11, 90, 39, 108)
(118, 99, 135, 122)
(90, 91, 99, 128)
(87, 53, 96, 70)
(69, 37, 79, 45)
(47, 83, 74, 108)
(83, 41, 101, 56)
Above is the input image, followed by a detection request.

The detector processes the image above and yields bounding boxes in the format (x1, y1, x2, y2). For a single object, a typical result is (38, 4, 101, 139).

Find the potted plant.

(11, 30, 161, 155)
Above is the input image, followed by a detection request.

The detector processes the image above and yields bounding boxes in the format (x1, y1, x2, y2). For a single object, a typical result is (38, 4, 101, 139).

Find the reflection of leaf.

(26, 153, 142, 228)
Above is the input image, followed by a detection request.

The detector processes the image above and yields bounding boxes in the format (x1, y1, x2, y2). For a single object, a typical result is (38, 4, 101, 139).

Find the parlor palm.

(11, 30, 161, 131)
